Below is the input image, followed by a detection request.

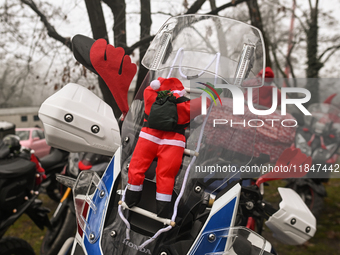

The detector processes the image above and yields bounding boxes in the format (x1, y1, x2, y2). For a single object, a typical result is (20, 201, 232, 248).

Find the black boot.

(156, 200, 173, 218)
(125, 189, 142, 208)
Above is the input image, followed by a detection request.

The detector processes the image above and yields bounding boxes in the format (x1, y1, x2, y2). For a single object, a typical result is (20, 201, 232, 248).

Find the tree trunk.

(103, 0, 127, 48)
(84, 0, 122, 118)
(305, 4, 322, 104)
(134, 0, 152, 97)
(84, 0, 108, 41)
(246, 0, 272, 68)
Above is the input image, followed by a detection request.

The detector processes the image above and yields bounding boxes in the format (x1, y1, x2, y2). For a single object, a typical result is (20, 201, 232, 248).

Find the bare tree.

(84, 0, 121, 117)
(134, 0, 152, 97)
(5, 0, 277, 117)
(289, 0, 339, 102)
(246, 0, 272, 68)
(19, 0, 72, 50)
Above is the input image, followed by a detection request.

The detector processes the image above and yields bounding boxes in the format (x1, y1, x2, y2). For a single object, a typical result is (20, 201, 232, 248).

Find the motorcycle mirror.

(72, 34, 98, 75)
(56, 174, 76, 189)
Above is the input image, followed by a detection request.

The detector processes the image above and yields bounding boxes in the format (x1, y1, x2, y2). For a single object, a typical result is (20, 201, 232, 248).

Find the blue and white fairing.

(68, 158, 269, 255)
(69, 148, 121, 255)
(69, 153, 242, 255)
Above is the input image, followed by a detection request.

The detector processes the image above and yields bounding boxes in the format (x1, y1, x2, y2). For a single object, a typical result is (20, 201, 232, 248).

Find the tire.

(0, 237, 35, 255)
(40, 208, 76, 255)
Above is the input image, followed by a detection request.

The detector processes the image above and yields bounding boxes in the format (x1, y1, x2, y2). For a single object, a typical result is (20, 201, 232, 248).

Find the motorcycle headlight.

(295, 133, 311, 156)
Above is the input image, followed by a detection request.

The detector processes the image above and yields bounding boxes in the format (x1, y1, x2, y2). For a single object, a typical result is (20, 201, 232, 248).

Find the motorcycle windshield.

(108, 15, 265, 254)
(189, 227, 267, 255)
(142, 15, 265, 88)
(74, 15, 268, 255)
(120, 70, 258, 198)
(111, 71, 258, 254)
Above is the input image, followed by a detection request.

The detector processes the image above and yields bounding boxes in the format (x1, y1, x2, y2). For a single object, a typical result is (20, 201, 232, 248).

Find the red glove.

(90, 39, 137, 116)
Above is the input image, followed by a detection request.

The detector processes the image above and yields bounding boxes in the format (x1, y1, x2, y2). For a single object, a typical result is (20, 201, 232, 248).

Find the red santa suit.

(126, 77, 205, 209)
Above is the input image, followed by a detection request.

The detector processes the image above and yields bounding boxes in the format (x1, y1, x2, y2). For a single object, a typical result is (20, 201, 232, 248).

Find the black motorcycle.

(39, 147, 70, 202)
(289, 103, 340, 217)
(40, 152, 110, 255)
(0, 135, 51, 255)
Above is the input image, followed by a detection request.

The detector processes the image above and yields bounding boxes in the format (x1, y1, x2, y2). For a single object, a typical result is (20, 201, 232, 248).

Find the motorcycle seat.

(0, 157, 36, 178)
(40, 148, 68, 170)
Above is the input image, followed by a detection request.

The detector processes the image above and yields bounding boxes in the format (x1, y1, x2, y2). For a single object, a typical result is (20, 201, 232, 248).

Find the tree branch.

(125, 35, 155, 55)
(186, 0, 206, 14)
(318, 44, 340, 61)
(320, 45, 340, 64)
(125, 0, 247, 55)
(294, 4, 310, 30)
(20, 0, 72, 51)
(209, 0, 217, 11)
(270, 44, 286, 78)
(294, 13, 308, 33)
(268, 40, 294, 87)
(208, 0, 247, 15)
(285, 44, 297, 86)
(308, 0, 313, 11)
(102, 0, 127, 48)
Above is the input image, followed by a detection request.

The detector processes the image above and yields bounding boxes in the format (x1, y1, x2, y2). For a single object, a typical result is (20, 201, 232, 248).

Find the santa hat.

(258, 67, 274, 78)
(150, 77, 186, 96)
(257, 67, 274, 84)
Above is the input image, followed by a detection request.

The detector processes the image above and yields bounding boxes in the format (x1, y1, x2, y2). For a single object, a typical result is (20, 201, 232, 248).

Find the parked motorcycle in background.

(15, 127, 69, 202)
(289, 102, 340, 218)
(40, 152, 110, 255)
(39, 147, 70, 202)
(0, 135, 51, 255)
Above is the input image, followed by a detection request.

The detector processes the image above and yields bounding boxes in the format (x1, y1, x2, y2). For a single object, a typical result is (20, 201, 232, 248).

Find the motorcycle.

(0, 135, 51, 255)
(40, 152, 111, 255)
(38, 147, 70, 202)
(289, 102, 340, 218)
(38, 15, 316, 255)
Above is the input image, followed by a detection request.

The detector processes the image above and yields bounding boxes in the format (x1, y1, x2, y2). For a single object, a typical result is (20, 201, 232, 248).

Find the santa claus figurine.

(125, 77, 206, 218)
(257, 67, 281, 108)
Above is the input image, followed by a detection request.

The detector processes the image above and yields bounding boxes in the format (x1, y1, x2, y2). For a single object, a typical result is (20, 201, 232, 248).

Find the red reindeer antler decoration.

(90, 39, 137, 116)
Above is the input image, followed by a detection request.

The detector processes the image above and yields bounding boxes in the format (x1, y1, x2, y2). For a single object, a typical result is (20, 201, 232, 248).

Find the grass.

(261, 179, 340, 255)
(3, 194, 58, 254)
(3, 180, 340, 254)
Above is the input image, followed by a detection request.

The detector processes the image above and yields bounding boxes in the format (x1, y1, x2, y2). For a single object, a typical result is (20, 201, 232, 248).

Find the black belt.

(143, 113, 189, 135)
